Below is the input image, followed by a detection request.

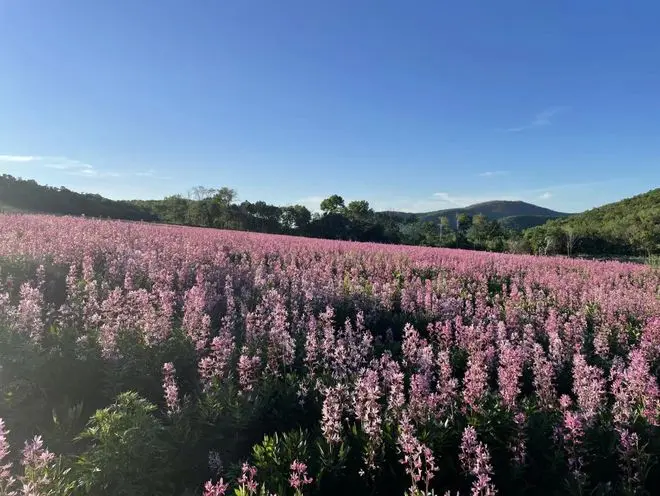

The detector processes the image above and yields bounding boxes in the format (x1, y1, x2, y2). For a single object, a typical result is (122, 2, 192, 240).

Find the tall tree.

(320, 195, 345, 215)
(280, 205, 312, 232)
(346, 200, 372, 219)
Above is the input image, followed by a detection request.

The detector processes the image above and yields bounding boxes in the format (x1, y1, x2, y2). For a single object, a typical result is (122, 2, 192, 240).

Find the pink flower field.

(0, 214, 659, 496)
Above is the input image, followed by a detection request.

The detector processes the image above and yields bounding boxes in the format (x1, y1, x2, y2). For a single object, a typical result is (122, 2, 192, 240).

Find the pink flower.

(509, 412, 527, 466)
(572, 353, 605, 422)
(531, 344, 556, 410)
(21, 436, 54, 471)
(238, 462, 258, 495)
(379, 354, 405, 421)
(463, 350, 489, 413)
(238, 350, 261, 392)
(199, 331, 235, 390)
(354, 368, 383, 470)
(354, 368, 382, 438)
(182, 271, 212, 351)
(398, 414, 437, 495)
(162, 362, 180, 414)
(203, 478, 229, 496)
(460, 426, 497, 496)
(321, 385, 345, 444)
(0, 418, 16, 493)
(497, 341, 524, 409)
(435, 350, 458, 415)
(611, 349, 659, 426)
(16, 282, 44, 341)
(559, 410, 586, 486)
(289, 460, 313, 491)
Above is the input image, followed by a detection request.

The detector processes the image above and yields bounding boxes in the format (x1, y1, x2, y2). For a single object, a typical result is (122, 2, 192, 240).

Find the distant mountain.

(383, 200, 570, 230)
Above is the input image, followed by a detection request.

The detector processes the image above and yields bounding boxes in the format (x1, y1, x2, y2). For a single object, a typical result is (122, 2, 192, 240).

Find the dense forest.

(1, 174, 658, 257)
(524, 188, 660, 256)
(0, 174, 157, 221)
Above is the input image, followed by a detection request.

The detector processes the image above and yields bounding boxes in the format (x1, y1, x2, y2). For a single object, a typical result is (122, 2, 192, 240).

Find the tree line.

(1, 175, 657, 257)
(0, 174, 157, 221)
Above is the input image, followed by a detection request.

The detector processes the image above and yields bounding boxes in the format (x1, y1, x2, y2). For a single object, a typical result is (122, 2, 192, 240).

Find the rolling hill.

(525, 188, 660, 255)
(384, 200, 570, 230)
(0, 174, 157, 221)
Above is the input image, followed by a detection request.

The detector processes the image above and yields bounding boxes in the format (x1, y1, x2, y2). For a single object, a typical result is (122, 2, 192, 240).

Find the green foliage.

(320, 195, 346, 215)
(0, 174, 157, 220)
(525, 188, 660, 256)
(73, 392, 174, 496)
(252, 429, 310, 495)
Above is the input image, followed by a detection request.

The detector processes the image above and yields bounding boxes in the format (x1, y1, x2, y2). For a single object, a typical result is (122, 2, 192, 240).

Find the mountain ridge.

(382, 200, 571, 230)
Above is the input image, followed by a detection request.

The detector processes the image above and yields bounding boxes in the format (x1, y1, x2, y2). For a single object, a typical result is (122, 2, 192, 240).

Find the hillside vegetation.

(385, 200, 569, 230)
(525, 188, 660, 256)
(417, 200, 567, 223)
(0, 174, 157, 221)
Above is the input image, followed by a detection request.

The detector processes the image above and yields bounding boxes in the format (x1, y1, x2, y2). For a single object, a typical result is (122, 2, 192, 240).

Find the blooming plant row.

(0, 214, 658, 495)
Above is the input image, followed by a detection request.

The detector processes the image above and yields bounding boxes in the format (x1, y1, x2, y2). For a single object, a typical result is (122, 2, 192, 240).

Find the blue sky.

(1, 0, 659, 213)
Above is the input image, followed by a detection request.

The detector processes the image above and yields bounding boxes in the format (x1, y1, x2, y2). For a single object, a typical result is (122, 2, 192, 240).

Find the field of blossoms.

(0, 214, 659, 496)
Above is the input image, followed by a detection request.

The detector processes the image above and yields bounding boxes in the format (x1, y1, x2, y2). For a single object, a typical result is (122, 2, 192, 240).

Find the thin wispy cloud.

(44, 158, 94, 171)
(0, 155, 43, 162)
(1, 154, 93, 171)
(504, 106, 570, 133)
(539, 192, 552, 200)
(478, 170, 510, 177)
(0, 153, 169, 180)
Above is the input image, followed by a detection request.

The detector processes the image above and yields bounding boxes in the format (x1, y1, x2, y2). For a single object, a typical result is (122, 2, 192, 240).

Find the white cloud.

(478, 170, 509, 177)
(539, 192, 552, 200)
(1, 153, 169, 181)
(295, 195, 326, 212)
(504, 106, 570, 132)
(0, 155, 43, 162)
(371, 192, 518, 213)
(44, 159, 94, 171)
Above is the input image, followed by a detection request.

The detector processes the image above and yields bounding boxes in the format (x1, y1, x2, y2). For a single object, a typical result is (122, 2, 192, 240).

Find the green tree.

(280, 205, 312, 232)
(456, 213, 472, 247)
(345, 200, 373, 219)
(320, 195, 345, 215)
